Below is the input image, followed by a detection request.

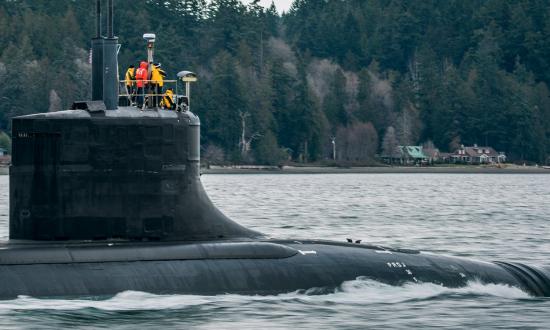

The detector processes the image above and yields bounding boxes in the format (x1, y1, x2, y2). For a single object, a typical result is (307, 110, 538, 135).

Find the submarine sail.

(1, 0, 550, 299)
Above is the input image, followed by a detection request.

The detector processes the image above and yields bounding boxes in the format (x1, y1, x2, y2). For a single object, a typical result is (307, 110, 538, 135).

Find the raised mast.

(91, 0, 103, 101)
(102, 0, 119, 110)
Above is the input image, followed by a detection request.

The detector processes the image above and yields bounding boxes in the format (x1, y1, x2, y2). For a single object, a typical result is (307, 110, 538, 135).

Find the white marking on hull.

(298, 250, 317, 255)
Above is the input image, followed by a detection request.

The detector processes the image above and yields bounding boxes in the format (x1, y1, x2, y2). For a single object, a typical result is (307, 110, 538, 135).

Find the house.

(400, 146, 428, 164)
(451, 145, 506, 164)
(381, 146, 428, 165)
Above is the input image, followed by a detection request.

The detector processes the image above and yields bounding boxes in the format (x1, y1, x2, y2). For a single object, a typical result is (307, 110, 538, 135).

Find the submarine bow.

(1, 0, 550, 299)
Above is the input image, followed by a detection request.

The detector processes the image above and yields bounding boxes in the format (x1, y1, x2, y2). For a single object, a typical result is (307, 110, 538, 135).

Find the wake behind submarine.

(2, 1, 550, 299)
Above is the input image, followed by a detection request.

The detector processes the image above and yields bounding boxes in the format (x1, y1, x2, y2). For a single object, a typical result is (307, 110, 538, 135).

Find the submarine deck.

(0, 239, 420, 265)
(16, 106, 196, 120)
(0, 238, 549, 298)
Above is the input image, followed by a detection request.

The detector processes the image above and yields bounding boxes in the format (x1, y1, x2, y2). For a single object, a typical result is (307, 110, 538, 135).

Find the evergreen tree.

(202, 51, 246, 160)
(323, 69, 348, 129)
(1, 0, 550, 163)
(265, 2, 279, 37)
(287, 62, 325, 161)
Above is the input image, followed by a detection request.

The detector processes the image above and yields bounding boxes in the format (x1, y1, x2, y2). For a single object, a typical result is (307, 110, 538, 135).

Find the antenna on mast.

(108, 0, 114, 38)
(96, 0, 101, 38)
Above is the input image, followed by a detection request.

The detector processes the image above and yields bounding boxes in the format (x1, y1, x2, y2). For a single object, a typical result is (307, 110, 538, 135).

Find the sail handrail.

(118, 79, 186, 111)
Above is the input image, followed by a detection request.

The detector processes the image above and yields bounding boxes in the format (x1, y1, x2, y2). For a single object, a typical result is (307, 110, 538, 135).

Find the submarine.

(2, 0, 550, 300)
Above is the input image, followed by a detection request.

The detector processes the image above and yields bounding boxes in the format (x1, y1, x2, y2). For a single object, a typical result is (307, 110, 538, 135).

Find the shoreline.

(202, 165, 550, 175)
(1, 166, 549, 176)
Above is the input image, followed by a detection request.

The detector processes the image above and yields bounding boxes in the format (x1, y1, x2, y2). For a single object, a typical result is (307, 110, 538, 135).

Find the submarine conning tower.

(8, 0, 260, 242)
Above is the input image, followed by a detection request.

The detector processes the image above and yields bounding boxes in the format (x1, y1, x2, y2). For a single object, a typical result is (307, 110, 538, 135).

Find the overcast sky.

(252, 0, 294, 14)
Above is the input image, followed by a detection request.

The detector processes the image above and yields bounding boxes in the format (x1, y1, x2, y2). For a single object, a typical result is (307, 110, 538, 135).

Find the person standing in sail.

(135, 61, 148, 108)
(150, 62, 166, 107)
(124, 64, 136, 104)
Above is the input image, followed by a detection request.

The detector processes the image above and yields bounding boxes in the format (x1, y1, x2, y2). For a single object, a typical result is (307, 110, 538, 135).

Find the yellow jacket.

(125, 67, 135, 86)
(161, 89, 175, 109)
(150, 66, 166, 87)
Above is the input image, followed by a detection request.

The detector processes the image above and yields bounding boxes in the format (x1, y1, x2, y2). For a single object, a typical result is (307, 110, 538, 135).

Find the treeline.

(1, 0, 549, 164)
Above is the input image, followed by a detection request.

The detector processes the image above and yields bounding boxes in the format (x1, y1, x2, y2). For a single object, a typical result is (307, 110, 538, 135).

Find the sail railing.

(119, 79, 181, 110)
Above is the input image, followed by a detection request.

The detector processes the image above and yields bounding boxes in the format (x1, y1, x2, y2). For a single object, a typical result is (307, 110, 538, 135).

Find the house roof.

(460, 146, 500, 157)
(399, 146, 427, 159)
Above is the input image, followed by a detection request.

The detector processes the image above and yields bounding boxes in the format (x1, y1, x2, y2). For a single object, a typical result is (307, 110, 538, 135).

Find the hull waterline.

(0, 239, 548, 299)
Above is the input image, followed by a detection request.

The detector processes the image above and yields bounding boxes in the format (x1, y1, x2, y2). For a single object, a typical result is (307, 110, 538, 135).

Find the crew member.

(124, 64, 136, 104)
(150, 62, 166, 107)
(160, 88, 175, 110)
(135, 61, 148, 108)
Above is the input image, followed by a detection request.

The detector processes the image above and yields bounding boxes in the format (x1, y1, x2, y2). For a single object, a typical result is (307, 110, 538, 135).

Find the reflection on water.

(0, 173, 549, 328)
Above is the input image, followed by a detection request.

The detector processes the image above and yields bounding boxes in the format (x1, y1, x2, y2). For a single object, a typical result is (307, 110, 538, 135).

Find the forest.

(1, 0, 549, 164)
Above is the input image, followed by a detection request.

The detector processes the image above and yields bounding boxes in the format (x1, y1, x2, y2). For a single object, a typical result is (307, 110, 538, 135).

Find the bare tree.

(204, 144, 225, 165)
(449, 136, 462, 152)
(408, 49, 421, 95)
(369, 71, 394, 110)
(48, 90, 61, 112)
(335, 126, 348, 160)
(307, 59, 340, 104)
(395, 103, 422, 146)
(382, 126, 399, 162)
(238, 111, 261, 158)
(349, 122, 378, 161)
(422, 139, 436, 150)
(267, 37, 297, 63)
(336, 122, 378, 162)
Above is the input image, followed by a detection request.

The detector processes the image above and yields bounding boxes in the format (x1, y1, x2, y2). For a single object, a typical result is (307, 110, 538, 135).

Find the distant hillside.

(1, 0, 549, 164)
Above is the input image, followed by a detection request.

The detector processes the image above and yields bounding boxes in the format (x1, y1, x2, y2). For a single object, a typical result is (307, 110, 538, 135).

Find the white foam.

(0, 278, 530, 312)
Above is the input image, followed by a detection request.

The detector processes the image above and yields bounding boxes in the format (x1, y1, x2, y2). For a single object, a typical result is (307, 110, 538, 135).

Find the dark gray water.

(0, 173, 549, 329)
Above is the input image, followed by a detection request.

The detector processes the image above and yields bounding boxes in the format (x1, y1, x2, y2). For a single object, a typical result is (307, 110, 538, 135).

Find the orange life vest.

(135, 62, 148, 88)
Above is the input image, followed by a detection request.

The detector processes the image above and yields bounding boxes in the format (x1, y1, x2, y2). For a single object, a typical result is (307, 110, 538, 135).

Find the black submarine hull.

(0, 239, 549, 299)
(8, 109, 550, 299)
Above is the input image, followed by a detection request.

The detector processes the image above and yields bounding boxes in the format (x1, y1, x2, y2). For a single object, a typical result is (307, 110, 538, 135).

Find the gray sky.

(252, 0, 294, 13)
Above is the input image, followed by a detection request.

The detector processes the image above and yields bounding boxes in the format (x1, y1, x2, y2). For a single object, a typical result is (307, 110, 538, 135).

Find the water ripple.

(0, 173, 550, 328)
